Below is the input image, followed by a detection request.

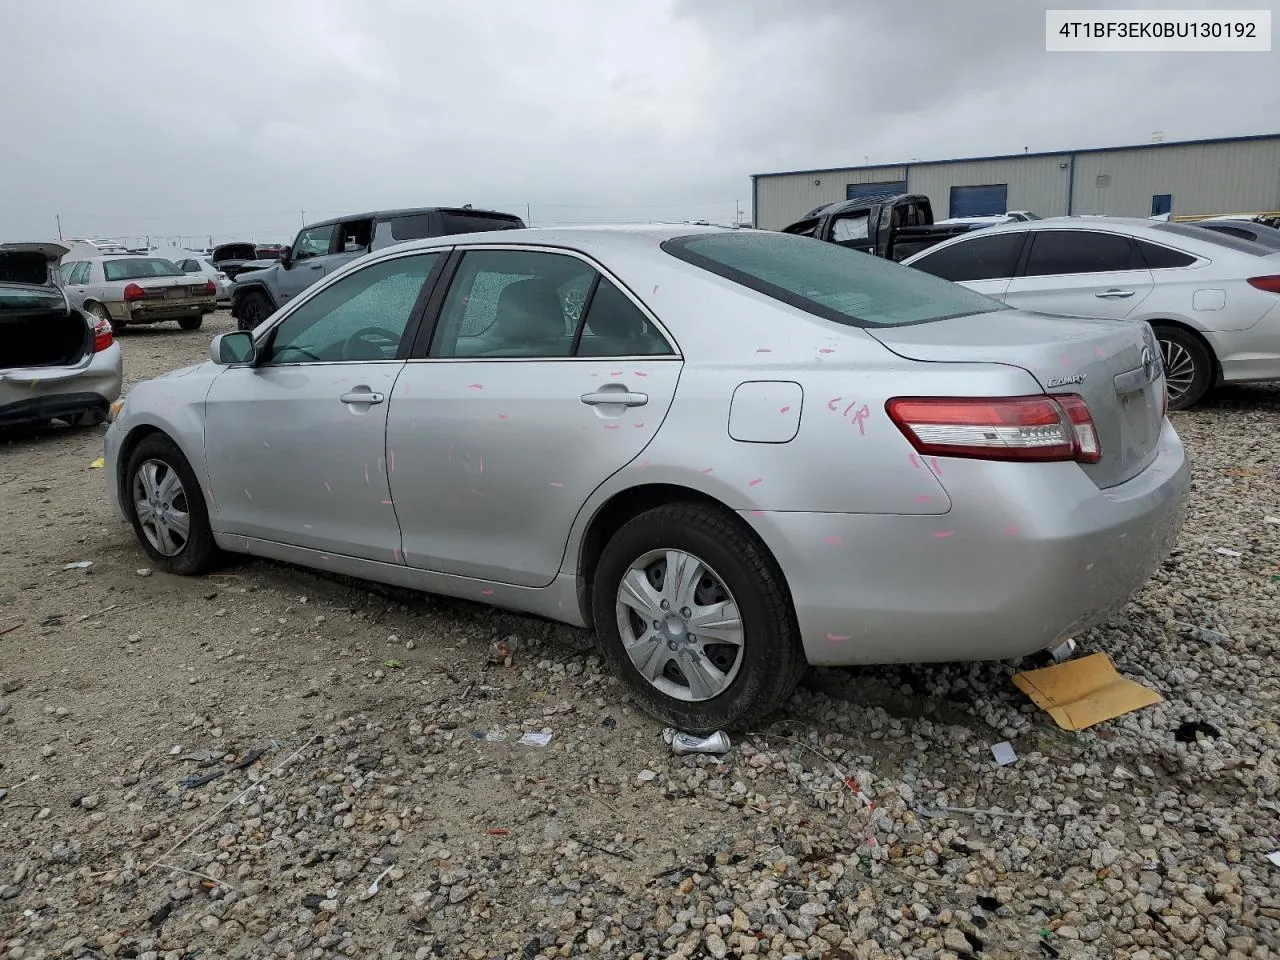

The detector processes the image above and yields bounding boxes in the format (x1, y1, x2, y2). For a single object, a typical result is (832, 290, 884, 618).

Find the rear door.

(386, 245, 681, 587)
(905, 229, 1027, 299)
(1001, 229, 1154, 319)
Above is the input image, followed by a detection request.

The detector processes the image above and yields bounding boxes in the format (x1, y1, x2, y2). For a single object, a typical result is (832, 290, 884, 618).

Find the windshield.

(103, 258, 184, 281)
(662, 231, 1007, 327)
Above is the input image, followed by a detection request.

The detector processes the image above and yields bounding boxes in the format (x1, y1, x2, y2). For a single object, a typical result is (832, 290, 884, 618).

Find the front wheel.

(1153, 325, 1213, 410)
(591, 502, 805, 733)
(123, 434, 220, 575)
(178, 315, 203, 331)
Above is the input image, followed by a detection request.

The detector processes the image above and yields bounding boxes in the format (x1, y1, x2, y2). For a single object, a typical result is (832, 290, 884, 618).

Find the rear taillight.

(204, 280, 216, 295)
(91, 315, 113, 352)
(1247, 275, 1280, 294)
(885, 395, 1102, 464)
(123, 282, 145, 302)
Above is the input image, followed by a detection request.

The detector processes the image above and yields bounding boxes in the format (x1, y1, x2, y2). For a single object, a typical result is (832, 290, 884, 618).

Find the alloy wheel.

(1158, 336, 1197, 406)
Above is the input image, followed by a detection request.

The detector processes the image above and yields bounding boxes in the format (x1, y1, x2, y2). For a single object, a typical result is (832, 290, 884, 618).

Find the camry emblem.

(1141, 346, 1160, 383)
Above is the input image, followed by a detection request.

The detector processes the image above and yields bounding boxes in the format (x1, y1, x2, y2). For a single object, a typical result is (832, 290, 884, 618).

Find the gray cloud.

(1, 0, 1274, 246)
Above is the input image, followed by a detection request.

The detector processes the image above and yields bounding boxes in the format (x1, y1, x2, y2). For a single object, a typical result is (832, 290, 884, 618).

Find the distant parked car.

(60, 255, 217, 332)
(208, 242, 277, 282)
(936, 211, 1042, 228)
(1191, 219, 1280, 250)
(229, 206, 526, 330)
(1, 242, 122, 427)
(170, 254, 233, 304)
(105, 225, 1187, 731)
(903, 217, 1280, 409)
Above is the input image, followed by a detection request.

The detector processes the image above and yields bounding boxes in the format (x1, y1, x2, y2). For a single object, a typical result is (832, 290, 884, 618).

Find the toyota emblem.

(1140, 346, 1159, 383)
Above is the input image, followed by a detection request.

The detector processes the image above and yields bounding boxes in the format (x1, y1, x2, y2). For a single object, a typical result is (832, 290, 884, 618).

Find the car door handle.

(1095, 289, 1136, 299)
(340, 390, 384, 404)
(580, 390, 648, 407)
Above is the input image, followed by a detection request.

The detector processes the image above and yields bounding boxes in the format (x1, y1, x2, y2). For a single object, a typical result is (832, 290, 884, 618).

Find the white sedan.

(903, 217, 1280, 408)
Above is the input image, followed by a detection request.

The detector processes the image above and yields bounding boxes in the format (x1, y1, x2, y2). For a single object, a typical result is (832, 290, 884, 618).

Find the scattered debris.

(1175, 720, 1221, 743)
(383, 659, 404, 669)
(470, 730, 506, 742)
(636, 770, 658, 782)
(366, 862, 396, 895)
(1266, 515, 1280, 525)
(518, 731, 552, 747)
(1013, 652, 1162, 730)
(88, 457, 104, 469)
(62, 561, 93, 570)
(990, 741, 1017, 766)
(182, 748, 220, 765)
(1214, 547, 1243, 557)
(487, 636, 518, 666)
(1266, 851, 1280, 867)
(1046, 637, 1077, 663)
(0, 621, 23, 638)
(667, 729, 732, 756)
(136, 567, 152, 577)
(146, 900, 174, 928)
(570, 835, 634, 861)
(301, 893, 326, 910)
(487, 827, 511, 836)
(39, 615, 64, 628)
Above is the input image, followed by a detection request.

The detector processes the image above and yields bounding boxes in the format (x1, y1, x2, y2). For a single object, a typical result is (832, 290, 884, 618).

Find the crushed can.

(670, 730, 731, 756)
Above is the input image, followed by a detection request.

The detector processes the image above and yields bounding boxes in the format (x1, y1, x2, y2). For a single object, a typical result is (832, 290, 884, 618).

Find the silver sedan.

(103, 226, 1188, 730)
(61, 255, 217, 332)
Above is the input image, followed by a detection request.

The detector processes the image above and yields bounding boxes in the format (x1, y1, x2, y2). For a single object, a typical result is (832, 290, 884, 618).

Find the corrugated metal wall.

(908, 156, 1072, 219)
(1070, 140, 1280, 217)
(754, 166, 906, 231)
(754, 138, 1280, 229)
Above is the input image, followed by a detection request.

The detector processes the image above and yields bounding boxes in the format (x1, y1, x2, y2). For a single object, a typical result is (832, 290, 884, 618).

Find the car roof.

(366, 222, 732, 256)
(301, 207, 524, 229)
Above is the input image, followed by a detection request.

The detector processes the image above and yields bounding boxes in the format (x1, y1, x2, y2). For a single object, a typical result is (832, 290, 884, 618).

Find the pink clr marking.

(652, 285, 658, 294)
(916, 495, 931, 502)
(467, 383, 484, 390)
(388, 450, 395, 473)
(638, 459, 651, 470)
(827, 397, 842, 411)
(1059, 353, 1070, 368)
(699, 467, 714, 475)
(756, 348, 772, 353)
(481, 589, 494, 597)
(932, 530, 955, 539)
(498, 413, 510, 421)
(823, 535, 843, 545)
(633, 371, 648, 377)
(401, 382, 409, 396)
(1003, 524, 1021, 536)
(244, 489, 252, 500)
(604, 423, 621, 430)
(929, 457, 942, 475)
(749, 477, 763, 487)
(1095, 346, 1106, 358)
(610, 370, 622, 377)
(478, 455, 484, 474)
(847, 403, 870, 435)
(320, 554, 331, 561)
(909, 453, 920, 469)
(819, 348, 834, 354)
(826, 632, 851, 641)
(634, 422, 645, 429)
(393, 548, 401, 562)
(381, 499, 393, 505)
(779, 405, 791, 414)
(749, 510, 765, 517)
(549, 481, 564, 488)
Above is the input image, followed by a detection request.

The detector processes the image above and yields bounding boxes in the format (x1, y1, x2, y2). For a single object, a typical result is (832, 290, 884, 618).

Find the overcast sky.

(2, 0, 1275, 247)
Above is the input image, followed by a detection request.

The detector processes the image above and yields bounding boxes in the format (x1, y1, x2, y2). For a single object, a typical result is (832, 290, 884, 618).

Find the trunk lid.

(867, 309, 1165, 488)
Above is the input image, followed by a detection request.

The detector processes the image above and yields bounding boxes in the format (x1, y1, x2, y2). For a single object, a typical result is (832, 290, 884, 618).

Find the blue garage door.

(949, 184, 1009, 218)
(847, 180, 907, 201)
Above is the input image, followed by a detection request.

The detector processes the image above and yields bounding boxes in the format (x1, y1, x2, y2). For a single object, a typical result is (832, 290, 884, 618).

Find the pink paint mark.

(1059, 353, 1070, 369)
(756, 348, 772, 353)
(610, 370, 622, 377)
(638, 459, 651, 470)
(749, 510, 765, 517)
(498, 413, 510, 421)
(481, 589, 495, 597)
(652, 285, 659, 294)
(827, 397, 842, 411)
(411, 420, 418, 430)
(929, 457, 942, 475)
(819, 348, 835, 354)
(324, 482, 333, 495)
(826, 632, 851, 642)
(388, 449, 395, 473)
(378, 457, 385, 475)
(748, 477, 763, 487)
(603, 423, 621, 430)
(381, 499, 393, 505)
(634, 421, 646, 429)
(393, 548, 401, 563)
(932, 530, 955, 539)
(916, 495, 932, 502)
(549, 481, 564, 488)
(909, 453, 920, 469)
(320, 554, 331, 562)
(779, 405, 791, 414)
(849, 404, 870, 434)
(700, 467, 715, 475)
(633, 371, 648, 378)
(1003, 525, 1021, 537)
(244, 489, 253, 501)
(401, 382, 409, 396)
(1094, 346, 1106, 358)
(478, 456, 484, 475)
(467, 383, 484, 390)
(823, 535, 844, 546)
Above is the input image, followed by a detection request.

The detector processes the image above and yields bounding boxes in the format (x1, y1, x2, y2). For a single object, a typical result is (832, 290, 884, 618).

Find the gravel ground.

(1, 310, 1278, 960)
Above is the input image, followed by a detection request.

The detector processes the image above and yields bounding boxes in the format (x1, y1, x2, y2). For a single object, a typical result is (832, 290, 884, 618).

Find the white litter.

(1214, 547, 1243, 557)
(1267, 851, 1280, 867)
(636, 770, 658, 782)
(991, 741, 1018, 766)
(518, 732, 552, 747)
(63, 561, 93, 570)
(1265, 516, 1280, 525)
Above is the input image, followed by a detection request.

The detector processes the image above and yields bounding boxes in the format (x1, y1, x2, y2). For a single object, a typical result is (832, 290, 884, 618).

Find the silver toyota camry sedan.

(103, 225, 1188, 731)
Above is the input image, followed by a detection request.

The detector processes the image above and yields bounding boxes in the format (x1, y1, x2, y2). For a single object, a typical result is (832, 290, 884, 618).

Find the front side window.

(266, 253, 439, 365)
(663, 231, 1005, 328)
(1022, 231, 1142, 277)
(292, 224, 336, 261)
(832, 214, 869, 243)
(430, 250, 593, 358)
(103, 258, 184, 282)
(910, 231, 1026, 282)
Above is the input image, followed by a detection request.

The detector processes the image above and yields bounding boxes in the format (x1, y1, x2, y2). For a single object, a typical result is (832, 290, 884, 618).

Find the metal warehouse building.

(751, 133, 1280, 230)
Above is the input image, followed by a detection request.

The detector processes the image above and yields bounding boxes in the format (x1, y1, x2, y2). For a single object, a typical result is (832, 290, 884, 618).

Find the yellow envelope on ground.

(1013, 652, 1162, 731)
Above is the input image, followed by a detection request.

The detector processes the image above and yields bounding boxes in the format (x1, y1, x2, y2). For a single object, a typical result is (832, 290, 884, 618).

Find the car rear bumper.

(745, 417, 1189, 667)
(108, 299, 214, 324)
(0, 344, 123, 426)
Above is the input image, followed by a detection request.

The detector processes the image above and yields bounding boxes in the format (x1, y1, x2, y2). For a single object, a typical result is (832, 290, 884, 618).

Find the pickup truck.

(780, 193, 980, 261)
(230, 206, 526, 330)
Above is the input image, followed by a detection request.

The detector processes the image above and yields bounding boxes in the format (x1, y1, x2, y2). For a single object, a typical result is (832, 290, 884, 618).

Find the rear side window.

(911, 231, 1025, 282)
(388, 214, 436, 242)
(438, 212, 524, 236)
(1022, 231, 1142, 276)
(1133, 240, 1196, 269)
(662, 232, 1006, 328)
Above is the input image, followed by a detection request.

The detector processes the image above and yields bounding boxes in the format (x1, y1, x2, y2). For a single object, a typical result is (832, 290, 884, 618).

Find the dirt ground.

(2, 311, 1279, 960)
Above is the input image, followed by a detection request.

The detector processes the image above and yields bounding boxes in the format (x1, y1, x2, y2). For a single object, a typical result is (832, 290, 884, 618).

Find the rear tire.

(235, 291, 272, 332)
(178, 315, 203, 331)
(123, 434, 220, 576)
(1153, 325, 1212, 410)
(591, 502, 805, 733)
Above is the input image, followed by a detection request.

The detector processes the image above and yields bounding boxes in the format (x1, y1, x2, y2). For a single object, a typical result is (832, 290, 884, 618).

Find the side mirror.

(210, 331, 257, 365)
(280, 245, 293, 269)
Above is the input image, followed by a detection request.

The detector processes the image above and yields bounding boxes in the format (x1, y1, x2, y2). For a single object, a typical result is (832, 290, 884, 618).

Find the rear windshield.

(1153, 222, 1271, 257)
(212, 244, 257, 262)
(662, 232, 1007, 327)
(438, 212, 524, 236)
(103, 258, 184, 281)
